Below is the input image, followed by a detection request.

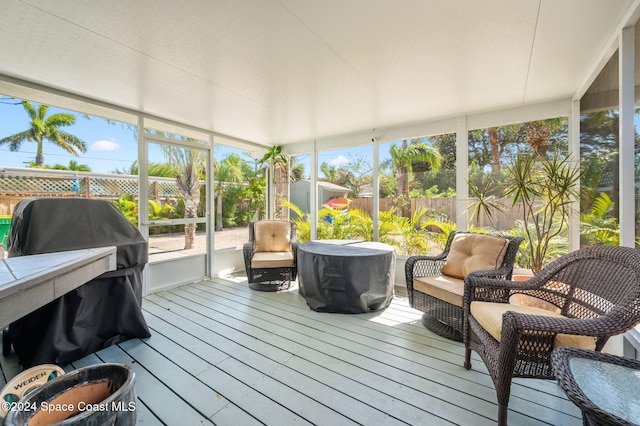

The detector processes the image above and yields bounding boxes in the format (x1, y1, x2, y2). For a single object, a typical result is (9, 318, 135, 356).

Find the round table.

(552, 347, 640, 426)
(297, 240, 395, 313)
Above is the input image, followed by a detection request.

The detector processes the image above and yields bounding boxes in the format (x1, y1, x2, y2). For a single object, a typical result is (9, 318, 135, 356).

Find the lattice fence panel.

(0, 171, 182, 199)
(0, 174, 78, 194)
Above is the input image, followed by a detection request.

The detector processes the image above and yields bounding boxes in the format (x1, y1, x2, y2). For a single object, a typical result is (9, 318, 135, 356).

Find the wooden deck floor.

(1, 278, 582, 425)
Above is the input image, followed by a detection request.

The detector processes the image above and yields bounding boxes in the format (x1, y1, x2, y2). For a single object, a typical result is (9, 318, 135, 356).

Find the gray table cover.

(298, 240, 395, 313)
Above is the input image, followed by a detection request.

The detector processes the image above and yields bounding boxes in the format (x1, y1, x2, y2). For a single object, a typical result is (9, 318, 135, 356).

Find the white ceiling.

(0, 0, 636, 147)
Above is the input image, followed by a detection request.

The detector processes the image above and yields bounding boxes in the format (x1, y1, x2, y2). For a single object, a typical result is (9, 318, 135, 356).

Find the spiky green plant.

(317, 207, 372, 240)
(419, 216, 458, 251)
(113, 195, 138, 225)
(280, 200, 311, 242)
(508, 220, 568, 269)
(148, 199, 176, 220)
(378, 207, 431, 255)
(580, 192, 619, 246)
(469, 152, 581, 273)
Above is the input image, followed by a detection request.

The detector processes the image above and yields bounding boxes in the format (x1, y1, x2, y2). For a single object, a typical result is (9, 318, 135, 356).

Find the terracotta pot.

(4, 363, 136, 426)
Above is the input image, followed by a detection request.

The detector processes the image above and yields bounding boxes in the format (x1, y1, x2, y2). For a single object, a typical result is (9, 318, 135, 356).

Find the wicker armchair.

(464, 245, 640, 426)
(405, 231, 523, 341)
(243, 220, 298, 291)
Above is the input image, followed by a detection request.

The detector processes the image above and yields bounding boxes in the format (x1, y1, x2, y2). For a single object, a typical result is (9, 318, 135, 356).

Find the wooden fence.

(350, 197, 525, 230)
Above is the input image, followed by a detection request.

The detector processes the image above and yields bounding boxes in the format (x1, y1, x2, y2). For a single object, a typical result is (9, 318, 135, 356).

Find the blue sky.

(1, 95, 399, 176)
(0, 96, 252, 173)
(0, 96, 143, 173)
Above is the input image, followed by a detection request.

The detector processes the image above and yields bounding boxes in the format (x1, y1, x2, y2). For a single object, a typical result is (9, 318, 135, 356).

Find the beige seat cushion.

(414, 275, 465, 307)
(251, 251, 294, 269)
(254, 221, 291, 252)
(441, 233, 509, 279)
(470, 301, 596, 350)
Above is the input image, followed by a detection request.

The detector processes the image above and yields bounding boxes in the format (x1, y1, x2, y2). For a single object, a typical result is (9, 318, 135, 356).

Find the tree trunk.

(488, 127, 500, 175)
(395, 139, 409, 217)
(395, 165, 409, 217)
(183, 197, 198, 249)
(274, 164, 289, 220)
(184, 222, 196, 249)
(215, 188, 223, 231)
(35, 139, 45, 166)
(395, 168, 402, 197)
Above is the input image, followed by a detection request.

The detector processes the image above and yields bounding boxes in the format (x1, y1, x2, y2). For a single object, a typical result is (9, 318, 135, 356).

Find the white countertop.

(0, 247, 117, 327)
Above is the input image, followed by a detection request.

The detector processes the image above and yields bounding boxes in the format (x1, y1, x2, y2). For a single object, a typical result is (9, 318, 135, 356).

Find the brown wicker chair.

(464, 245, 640, 426)
(405, 231, 523, 341)
(243, 220, 298, 291)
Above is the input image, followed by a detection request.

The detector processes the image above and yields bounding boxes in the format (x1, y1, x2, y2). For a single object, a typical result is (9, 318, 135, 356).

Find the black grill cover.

(6, 198, 151, 367)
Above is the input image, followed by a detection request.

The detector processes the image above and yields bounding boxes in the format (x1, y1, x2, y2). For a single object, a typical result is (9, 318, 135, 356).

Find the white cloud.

(90, 140, 120, 151)
(328, 155, 350, 167)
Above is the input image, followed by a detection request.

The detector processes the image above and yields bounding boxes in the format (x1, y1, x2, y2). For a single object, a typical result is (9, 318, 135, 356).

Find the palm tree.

(161, 146, 205, 249)
(319, 162, 353, 187)
(488, 127, 501, 175)
(0, 101, 87, 166)
(119, 160, 176, 177)
(52, 160, 92, 171)
(389, 139, 442, 216)
(389, 139, 442, 196)
(214, 153, 244, 231)
(289, 157, 306, 182)
(259, 145, 289, 219)
(524, 118, 566, 157)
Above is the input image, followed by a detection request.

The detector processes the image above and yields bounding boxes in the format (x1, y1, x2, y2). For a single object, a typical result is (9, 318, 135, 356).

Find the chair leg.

(464, 348, 472, 369)
(498, 404, 508, 426)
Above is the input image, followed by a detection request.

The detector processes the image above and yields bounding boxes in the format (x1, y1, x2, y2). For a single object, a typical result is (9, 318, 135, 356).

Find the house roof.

(1, 1, 637, 147)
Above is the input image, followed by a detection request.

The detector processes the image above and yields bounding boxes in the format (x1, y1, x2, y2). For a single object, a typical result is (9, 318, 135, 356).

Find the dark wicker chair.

(405, 231, 523, 341)
(243, 220, 298, 291)
(464, 245, 640, 426)
(552, 347, 640, 426)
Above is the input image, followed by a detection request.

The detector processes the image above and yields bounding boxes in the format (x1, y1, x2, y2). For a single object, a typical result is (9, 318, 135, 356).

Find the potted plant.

(470, 151, 581, 274)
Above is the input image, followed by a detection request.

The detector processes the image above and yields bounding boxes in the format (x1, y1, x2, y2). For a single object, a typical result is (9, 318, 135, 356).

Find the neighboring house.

(290, 180, 351, 216)
(358, 184, 373, 198)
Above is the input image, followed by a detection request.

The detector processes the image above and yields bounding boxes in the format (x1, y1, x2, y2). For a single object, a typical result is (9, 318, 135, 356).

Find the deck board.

(155, 290, 450, 425)
(0, 278, 582, 425)
(145, 293, 402, 425)
(176, 285, 493, 425)
(193, 281, 579, 424)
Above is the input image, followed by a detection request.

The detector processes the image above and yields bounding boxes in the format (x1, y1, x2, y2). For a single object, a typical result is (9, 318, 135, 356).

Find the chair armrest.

(467, 263, 516, 280)
(464, 272, 563, 304)
(464, 275, 516, 305)
(503, 308, 639, 338)
(243, 242, 254, 269)
(496, 311, 622, 358)
(405, 253, 447, 298)
(504, 312, 602, 337)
